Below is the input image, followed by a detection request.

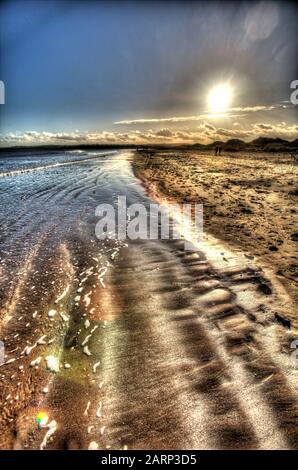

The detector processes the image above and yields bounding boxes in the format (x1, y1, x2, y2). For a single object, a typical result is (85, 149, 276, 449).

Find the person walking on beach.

(214, 145, 222, 156)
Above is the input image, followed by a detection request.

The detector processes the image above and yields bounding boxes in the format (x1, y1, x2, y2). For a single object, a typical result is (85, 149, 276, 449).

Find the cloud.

(252, 122, 298, 136)
(254, 123, 273, 130)
(1, 120, 297, 147)
(114, 114, 211, 125)
(155, 128, 174, 137)
(203, 122, 216, 131)
(113, 105, 277, 125)
(228, 105, 275, 113)
(216, 128, 252, 139)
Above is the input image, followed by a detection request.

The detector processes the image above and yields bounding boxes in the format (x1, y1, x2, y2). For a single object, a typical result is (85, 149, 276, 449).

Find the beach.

(0, 149, 297, 450)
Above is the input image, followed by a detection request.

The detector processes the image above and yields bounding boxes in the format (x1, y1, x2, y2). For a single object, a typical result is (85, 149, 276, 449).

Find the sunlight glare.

(208, 84, 232, 113)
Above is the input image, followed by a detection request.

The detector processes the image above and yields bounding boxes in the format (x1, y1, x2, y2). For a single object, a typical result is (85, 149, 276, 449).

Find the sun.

(208, 84, 232, 113)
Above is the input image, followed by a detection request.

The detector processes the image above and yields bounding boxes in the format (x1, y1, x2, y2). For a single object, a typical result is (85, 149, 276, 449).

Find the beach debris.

(84, 319, 90, 329)
(88, 441, 99, 450)
(23, 344, 37, 356)
(100, 426, 106, 435)
(42, 387, 49, 394)
(96, 402, 102, 418)
(64, 363, 71, 369)
(83, 291, 92, 308)
(83, 345, 92, 356)
(88, 426, 94, 434)
(92, 361, 100, 374)
(48, 309, 57, 318)
(37, 335, 47, 345)
(30, 357, 42, 367)
(84, 401, 91, 416)
(60, 312, 69, 322)
(40, 420, 57, 450)
(45, 355, 60, 373)
(82, 334, 91, 346)
(55, 285, 70, 304)
(4, 358, 16, 365)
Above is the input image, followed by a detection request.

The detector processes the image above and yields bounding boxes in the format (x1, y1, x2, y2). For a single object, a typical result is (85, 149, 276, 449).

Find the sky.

(0, 0, 297, 146)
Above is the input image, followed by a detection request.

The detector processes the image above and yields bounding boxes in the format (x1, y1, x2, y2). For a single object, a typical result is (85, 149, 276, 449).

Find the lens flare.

(36, 411, 49, 429)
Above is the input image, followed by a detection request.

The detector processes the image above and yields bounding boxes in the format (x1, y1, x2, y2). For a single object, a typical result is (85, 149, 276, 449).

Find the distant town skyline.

(0, 0, 297, 146)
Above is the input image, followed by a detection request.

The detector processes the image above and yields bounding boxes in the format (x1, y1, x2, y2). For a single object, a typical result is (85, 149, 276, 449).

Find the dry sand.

(133, 150, 298, 310)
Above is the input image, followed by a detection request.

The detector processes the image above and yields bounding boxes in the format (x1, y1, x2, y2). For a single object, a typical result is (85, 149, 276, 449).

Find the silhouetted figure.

(214, 145, 222, 156)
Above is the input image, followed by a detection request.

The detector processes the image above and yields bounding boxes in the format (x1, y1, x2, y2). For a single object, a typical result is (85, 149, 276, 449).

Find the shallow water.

(0, 150, 148, 305)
